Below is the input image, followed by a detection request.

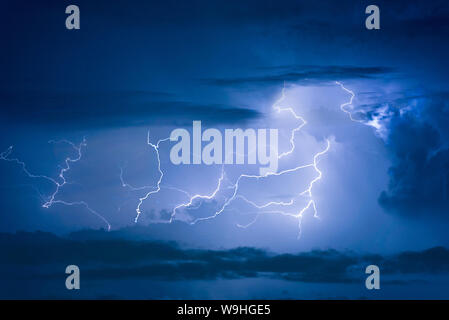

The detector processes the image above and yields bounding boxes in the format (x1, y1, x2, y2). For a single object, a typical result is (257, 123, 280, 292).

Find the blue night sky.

(1, 0, 449, 299)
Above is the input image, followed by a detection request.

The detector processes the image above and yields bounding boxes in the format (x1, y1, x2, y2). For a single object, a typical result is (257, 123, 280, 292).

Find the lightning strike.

(0, 139, 111, 231)
(127, 82, 331, 238)
(134, 132, 171, 223)
(2, 81, 351, 237)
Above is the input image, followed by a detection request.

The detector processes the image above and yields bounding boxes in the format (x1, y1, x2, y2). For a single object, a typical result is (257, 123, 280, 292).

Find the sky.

(1, 0, 449, 299)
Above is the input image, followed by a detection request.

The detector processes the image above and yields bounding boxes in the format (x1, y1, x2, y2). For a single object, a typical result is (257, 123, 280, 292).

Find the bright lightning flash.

(1, 82, 359, 237)
(0, 139, 111, 230)
(130, 83, 331, 238)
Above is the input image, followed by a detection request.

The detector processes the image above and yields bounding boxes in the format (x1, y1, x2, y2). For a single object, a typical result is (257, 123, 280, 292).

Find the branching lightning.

(1, 82, 360, 237)
(336, 81, 387, 136)
(128, 83, 331, 238)
(0, 139, 111, 230)
(134, 133, 171, 223)
(336, 81, 363, 124)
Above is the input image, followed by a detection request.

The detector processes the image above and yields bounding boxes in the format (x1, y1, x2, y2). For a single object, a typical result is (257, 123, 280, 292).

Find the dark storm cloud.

(1, 230, 449, 283)
(1, 0, 444, 129)
(203, 65, 393, 87)
(0, 0, 336, 28)
(377, 93, 449, 218)
(0, 90, 260, 128)
(17, 0, 445, 36)
(382, 247, 449, 274)
(288, 2, 449, 39)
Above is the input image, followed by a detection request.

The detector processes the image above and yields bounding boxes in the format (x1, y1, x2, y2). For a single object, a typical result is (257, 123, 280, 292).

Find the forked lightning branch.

(0, 82, 362, 236)
(134, 83, 335, 236)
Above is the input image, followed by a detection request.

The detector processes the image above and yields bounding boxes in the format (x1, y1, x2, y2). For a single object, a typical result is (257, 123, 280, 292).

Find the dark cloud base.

(1, 230, 449, 299)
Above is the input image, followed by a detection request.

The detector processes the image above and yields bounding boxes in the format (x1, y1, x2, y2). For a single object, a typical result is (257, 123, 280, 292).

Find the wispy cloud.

(0, 90, 261, 129)
(202, 66, 394, 87)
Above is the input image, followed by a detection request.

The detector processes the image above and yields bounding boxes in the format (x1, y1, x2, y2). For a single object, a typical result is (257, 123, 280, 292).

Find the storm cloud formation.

(378, 93, 449, 218)
(2, 230, 449, 283)
(2, 0, 449, 300)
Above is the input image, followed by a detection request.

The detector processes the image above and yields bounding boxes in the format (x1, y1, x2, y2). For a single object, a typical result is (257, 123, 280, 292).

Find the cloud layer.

(2, 230, 449, 284)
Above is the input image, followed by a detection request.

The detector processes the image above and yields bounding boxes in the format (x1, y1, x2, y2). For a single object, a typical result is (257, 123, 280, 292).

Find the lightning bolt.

(336, 81, 364, 124)
(128, 83, 331, 238)
(1, 82, 356, 236)
(0, 139, 111, 231)
(134, 133, 171, 223)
